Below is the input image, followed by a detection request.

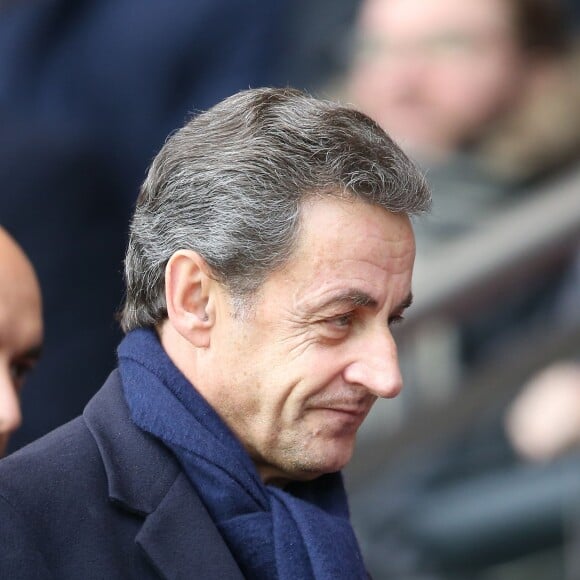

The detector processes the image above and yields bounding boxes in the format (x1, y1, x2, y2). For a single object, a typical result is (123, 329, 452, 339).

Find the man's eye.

(388, 314, 405, 327)
(9, 361, 34, 389)
(318, 313, 355, 337)
(328, 313, 354, 328)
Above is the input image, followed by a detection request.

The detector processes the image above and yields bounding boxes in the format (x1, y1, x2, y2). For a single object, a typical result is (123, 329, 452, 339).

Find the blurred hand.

(505, 362, 580, 462)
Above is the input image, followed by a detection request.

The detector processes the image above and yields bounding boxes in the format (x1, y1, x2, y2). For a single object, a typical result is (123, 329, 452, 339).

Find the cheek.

(435, 56, 519, 111)
(282, 347, 347, 407)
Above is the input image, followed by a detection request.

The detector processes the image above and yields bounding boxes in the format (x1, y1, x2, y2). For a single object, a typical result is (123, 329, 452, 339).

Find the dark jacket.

(0, 371, 244, 579)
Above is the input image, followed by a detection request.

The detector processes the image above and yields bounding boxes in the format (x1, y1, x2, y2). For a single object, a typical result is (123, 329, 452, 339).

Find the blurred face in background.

(0, 229, 43, 456)
(349, 0, 531, 158)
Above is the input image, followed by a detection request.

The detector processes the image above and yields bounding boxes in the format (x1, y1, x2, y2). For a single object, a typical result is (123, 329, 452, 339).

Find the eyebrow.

(314, 290, 413, 313)
(315, 290, 378, 312)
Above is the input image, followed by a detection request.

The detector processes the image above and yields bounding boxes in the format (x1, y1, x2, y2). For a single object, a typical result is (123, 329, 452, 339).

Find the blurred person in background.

(0, 227, 42, 457)
(347, 0, 579, 244)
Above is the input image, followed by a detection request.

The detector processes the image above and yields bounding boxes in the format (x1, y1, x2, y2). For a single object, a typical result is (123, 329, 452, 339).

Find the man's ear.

(164, 250, 216, 348)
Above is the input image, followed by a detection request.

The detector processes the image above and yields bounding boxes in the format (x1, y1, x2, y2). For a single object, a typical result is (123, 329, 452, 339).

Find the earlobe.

(164, 250, 215, 347)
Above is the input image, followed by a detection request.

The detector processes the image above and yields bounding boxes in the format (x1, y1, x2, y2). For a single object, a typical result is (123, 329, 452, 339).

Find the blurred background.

(0, 0, 579, 578)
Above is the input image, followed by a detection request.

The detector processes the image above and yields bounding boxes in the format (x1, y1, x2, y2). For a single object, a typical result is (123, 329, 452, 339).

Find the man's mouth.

(308, 402, 373, 425)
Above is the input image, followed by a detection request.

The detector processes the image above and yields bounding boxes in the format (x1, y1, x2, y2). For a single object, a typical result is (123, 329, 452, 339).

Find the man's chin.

(293, 442, 356, 480)
(258, 431, 357, 483)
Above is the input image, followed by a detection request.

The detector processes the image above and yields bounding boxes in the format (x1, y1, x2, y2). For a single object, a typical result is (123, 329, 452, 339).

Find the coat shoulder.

(0, 387, 157, 579)
(0, 415, 102, 511)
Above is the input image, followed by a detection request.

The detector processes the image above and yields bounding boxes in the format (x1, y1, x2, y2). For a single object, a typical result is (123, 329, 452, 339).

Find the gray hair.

(120, 87, 430, 331)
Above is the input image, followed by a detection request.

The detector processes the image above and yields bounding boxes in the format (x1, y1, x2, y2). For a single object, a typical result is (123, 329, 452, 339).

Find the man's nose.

(0, 369, 23, 435)
(343, 329, 403, 399)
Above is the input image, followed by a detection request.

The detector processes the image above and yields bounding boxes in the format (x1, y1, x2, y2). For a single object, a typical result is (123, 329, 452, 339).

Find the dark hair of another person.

(120, 87, 431, 332)
(512, 0, 571, 55)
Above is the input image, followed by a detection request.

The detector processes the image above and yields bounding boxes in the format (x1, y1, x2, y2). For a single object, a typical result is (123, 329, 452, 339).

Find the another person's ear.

(164, 250, 217, 348)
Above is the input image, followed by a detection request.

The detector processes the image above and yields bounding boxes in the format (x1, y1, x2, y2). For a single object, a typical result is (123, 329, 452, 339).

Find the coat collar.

(83, 370, 244, 580)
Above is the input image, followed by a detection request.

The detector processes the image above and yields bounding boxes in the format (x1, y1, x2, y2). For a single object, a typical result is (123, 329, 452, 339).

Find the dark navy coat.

(0, 371, 244, 579)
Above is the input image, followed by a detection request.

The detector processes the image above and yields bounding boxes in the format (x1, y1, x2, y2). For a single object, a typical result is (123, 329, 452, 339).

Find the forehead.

(266, 196, 415, 304)
(297, 195, 413, 260)
(361, 0, 514, 36)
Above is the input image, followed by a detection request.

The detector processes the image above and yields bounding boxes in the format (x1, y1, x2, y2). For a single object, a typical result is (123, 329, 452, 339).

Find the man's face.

(205, 196, 415, 484)
(0, 231, 43, 456)
(349, 0, 528, 157)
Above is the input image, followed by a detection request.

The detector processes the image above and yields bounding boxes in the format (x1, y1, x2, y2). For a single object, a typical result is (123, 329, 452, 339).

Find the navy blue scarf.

(118, 329, 367, 579)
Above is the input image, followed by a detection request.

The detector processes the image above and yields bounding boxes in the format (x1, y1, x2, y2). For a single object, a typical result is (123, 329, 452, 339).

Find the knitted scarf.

(118, 328, 367, 579)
